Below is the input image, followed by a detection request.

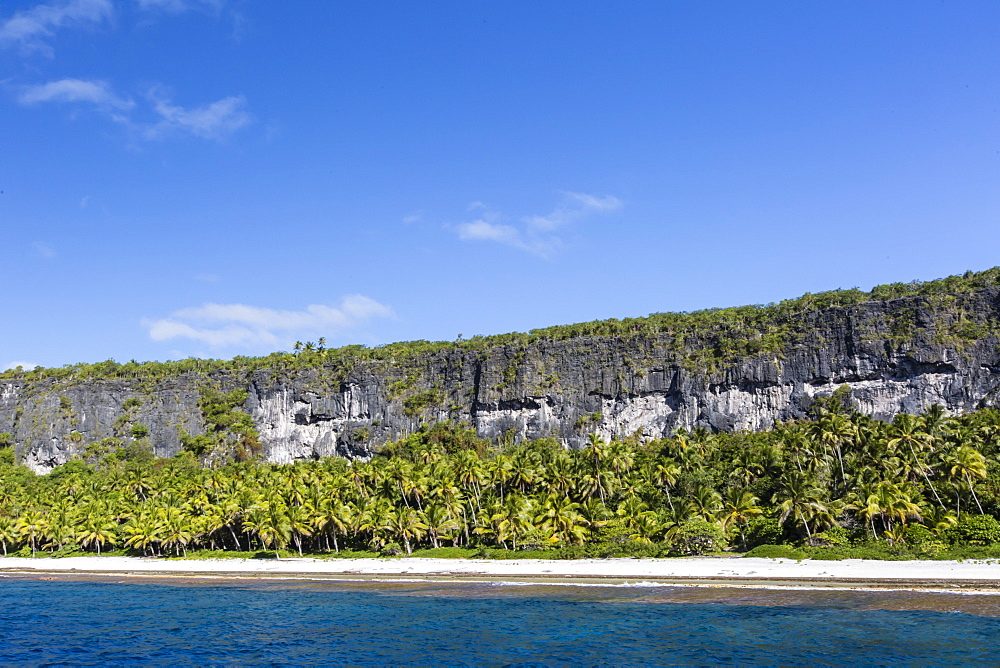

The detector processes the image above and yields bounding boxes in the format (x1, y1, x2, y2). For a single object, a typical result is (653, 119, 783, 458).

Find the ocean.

(1, 576, 998, 665)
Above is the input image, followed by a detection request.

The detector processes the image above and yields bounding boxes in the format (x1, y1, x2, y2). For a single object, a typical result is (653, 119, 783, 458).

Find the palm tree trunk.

(966, 473, 985, 514)
(835, 445, 846, 489)
(908, 442, 945, 509)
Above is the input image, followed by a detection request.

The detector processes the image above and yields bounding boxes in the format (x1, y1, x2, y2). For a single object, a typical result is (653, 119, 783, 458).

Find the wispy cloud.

(0, 0, 112, 56)
(457, 219, 534, 248)
(19, 78, 133, 110)
(133, 0, 224, 12)
(33, 241, 56, 258)
(17, 78, 251, 140)
(525, 192, 622, 230)
(145, 296, 394, 349)
(454, 192, 622, 258)
(143, 89, 251, 140)
(3, 361, 38, 371)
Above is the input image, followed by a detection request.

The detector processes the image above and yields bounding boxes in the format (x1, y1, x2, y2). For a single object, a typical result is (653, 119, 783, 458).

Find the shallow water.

(1, 576, 998, 665)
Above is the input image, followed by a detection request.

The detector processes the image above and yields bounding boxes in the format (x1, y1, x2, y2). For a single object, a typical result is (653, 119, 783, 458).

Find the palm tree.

(584, 433, 609, 503)
(123, 511, 161, 556)
(0, 517, 17, 555)
(245, 502, 292, 558)
(314, 498, 352, 553)
(158, 506, 194, 556)
(44, 503, 77, 552)
(386, 507, 426, 555)
(774, 472, 825, 539)
(76, 513, 118, 555)
(616, 496, 650, 529)
(811, 411, 853, 487)
(652, 460, 681, 514)
(15, 510, 47, 557)
(846, 481, 885, 539)
(285, 504, 315, 556)
(627, 511, 662, 543)
(690, 485, 723, 523)
(876, 482, 922, 535)
(534, 494, 586, 545)
(494, 496, 534, 550)
(421, 504, 458, 549)
(578, 498, 610, 535)
(719, 488, 762, 550)
(947, 445, 987, 515)
(887, 413, 945, 509)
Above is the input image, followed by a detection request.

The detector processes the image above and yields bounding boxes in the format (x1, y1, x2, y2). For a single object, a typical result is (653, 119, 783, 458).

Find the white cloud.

(457, 220, 523, 245)
(17, 79, 251, 141)
(524, 191, 622, 231)
(454, 192, 621, 258)
(33, 241, 55, 258)
(402, 213, 421, 224)
(134, 0, 224, 12)
(145, 296, 393, 349)
(19, 78, 133, 110)
(3, 361, 38, 371)
(456, 219, 559, 258)
(0, 0, 112, 56)
(144, 90, 251, 140)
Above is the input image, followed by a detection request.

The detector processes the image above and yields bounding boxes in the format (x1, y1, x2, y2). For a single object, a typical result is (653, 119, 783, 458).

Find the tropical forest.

(2, 390, 1000, 561)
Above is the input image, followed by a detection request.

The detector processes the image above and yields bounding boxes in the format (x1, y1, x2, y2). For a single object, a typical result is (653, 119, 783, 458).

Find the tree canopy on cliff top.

(4, 266, 999, 384)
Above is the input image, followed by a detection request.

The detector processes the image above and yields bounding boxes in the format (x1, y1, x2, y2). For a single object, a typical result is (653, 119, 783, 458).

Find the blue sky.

(2, 1, 999, 370)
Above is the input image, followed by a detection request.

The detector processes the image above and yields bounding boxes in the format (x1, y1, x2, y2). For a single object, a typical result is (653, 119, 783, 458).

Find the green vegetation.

(402, 389, 444, 417)
(1, 266, 1000, 560)
(179, 388, 260, 461)
(4, 267, 999, 386)
(2, 400, 1000, 560)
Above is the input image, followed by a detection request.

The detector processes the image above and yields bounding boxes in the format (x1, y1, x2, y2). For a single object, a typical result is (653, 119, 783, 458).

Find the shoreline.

(3, 556, 1000, 592)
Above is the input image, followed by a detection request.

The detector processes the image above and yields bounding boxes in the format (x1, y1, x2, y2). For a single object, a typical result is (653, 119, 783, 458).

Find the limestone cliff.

(3, 280, 999, 473)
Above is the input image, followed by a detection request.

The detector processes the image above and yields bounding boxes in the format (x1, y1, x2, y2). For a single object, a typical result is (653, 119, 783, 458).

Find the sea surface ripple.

(0, 576, 998, 665)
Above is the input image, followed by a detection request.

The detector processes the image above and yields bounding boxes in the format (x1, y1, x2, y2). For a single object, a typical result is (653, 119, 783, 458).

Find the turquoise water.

(1, 576, 999, 665)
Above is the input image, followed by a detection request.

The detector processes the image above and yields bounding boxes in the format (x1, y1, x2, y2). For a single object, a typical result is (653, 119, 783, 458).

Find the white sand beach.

(2, 555, 1000, 590)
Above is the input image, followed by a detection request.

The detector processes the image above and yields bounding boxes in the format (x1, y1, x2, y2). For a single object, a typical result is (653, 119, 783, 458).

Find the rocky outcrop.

(3, 287, 1000, 472)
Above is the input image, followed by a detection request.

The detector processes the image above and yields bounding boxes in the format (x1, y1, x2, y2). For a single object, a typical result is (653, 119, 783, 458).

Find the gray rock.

(3, 287, 999, 473)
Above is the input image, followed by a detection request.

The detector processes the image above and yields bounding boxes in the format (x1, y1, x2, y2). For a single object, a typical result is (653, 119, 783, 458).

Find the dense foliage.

(4, 267, 999, 384)
(1, 400, 1000, 560)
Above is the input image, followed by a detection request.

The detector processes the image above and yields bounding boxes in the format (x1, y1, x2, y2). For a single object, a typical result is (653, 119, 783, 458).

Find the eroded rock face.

(3, 288, 999, 472)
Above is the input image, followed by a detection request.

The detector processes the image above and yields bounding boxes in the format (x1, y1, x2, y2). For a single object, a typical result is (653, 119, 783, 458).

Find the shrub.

(903, 524, 935, 544)
(743, 517, 783, 549)
(667, 520, 726, 556)
(808, 526, 850, 547)
(946, 515, 1000, 546)
(380, 542, 404, 557)
(409, 547, 478, 559)
(744, 544, 807, 560)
